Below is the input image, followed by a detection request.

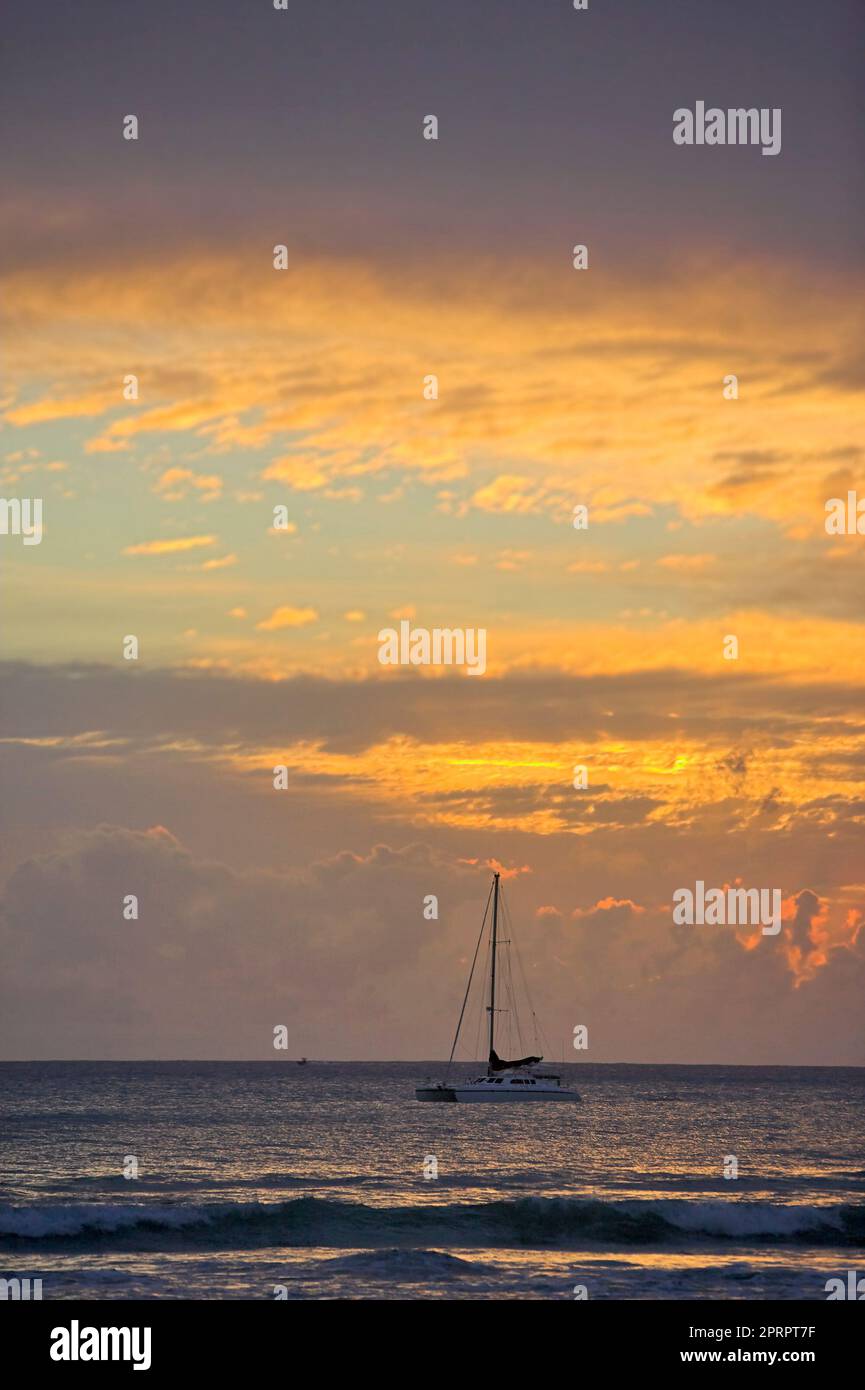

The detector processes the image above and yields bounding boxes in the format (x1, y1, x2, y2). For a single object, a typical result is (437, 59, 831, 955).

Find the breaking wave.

(1, 1195, 863, 1252)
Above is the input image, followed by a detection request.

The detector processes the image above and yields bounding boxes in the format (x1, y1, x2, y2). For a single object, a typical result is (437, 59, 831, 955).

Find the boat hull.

(449, 1087, 580, 1103)
(415, 1086, 456, 1102)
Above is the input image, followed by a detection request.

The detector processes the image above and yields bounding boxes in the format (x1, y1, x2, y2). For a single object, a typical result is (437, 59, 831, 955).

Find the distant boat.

(297, 1057, 308, 1065)
(415, 871, 580, 1103)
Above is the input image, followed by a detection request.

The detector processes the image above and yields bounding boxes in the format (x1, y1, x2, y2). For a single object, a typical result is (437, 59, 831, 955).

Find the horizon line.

(1, 1058, 863, 1070)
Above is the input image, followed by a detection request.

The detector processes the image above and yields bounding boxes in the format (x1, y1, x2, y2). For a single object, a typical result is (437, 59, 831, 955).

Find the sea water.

(1, 1061, 863, 1300)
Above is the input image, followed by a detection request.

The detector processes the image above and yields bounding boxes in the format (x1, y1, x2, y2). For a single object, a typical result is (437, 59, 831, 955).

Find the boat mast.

(488, 871, 500, 1068)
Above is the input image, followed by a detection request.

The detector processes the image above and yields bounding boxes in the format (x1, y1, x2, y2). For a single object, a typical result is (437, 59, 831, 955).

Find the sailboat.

(415, 870, 580, 1103)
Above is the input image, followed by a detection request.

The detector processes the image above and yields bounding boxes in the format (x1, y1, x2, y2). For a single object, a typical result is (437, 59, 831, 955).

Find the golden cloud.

(123, 535, 217, 556)
(255, 605, 319, 631)
(2, 250, 862, 534)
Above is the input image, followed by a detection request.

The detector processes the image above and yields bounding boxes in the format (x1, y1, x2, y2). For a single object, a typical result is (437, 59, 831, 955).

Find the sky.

(1, 0, 864, 1062)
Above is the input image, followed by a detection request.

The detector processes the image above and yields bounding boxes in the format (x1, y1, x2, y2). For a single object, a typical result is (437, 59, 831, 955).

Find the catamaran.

(415, 870, 580, 1103)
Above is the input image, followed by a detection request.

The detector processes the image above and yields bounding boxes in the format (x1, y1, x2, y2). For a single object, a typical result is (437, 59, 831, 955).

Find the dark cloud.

(2, 821, 862, 1063)
(3, 0, 862, 268)
(3, 662, 865, 754)
(0, 826, 486, 1058)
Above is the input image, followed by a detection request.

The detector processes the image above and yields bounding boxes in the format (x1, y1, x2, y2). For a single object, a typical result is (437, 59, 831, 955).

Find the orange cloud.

(201, 553, 237, 570)
(154, 467, 223, 501)
(123, 535, 217, 556)
(256, 605, 319, 631)
(4, 250, 861, 535)
(658, 554, 717, 572)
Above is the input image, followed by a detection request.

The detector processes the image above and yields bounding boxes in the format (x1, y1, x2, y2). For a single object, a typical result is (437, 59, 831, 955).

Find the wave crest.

(1, 1195, 861, 1251)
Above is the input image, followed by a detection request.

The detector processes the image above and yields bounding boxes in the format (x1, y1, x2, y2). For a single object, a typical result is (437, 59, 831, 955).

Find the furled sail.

(489, 1048, 542, 1072)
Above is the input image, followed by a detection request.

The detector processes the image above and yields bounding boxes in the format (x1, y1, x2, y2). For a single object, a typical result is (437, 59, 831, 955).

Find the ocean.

(1, 1061, 863, 1300)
